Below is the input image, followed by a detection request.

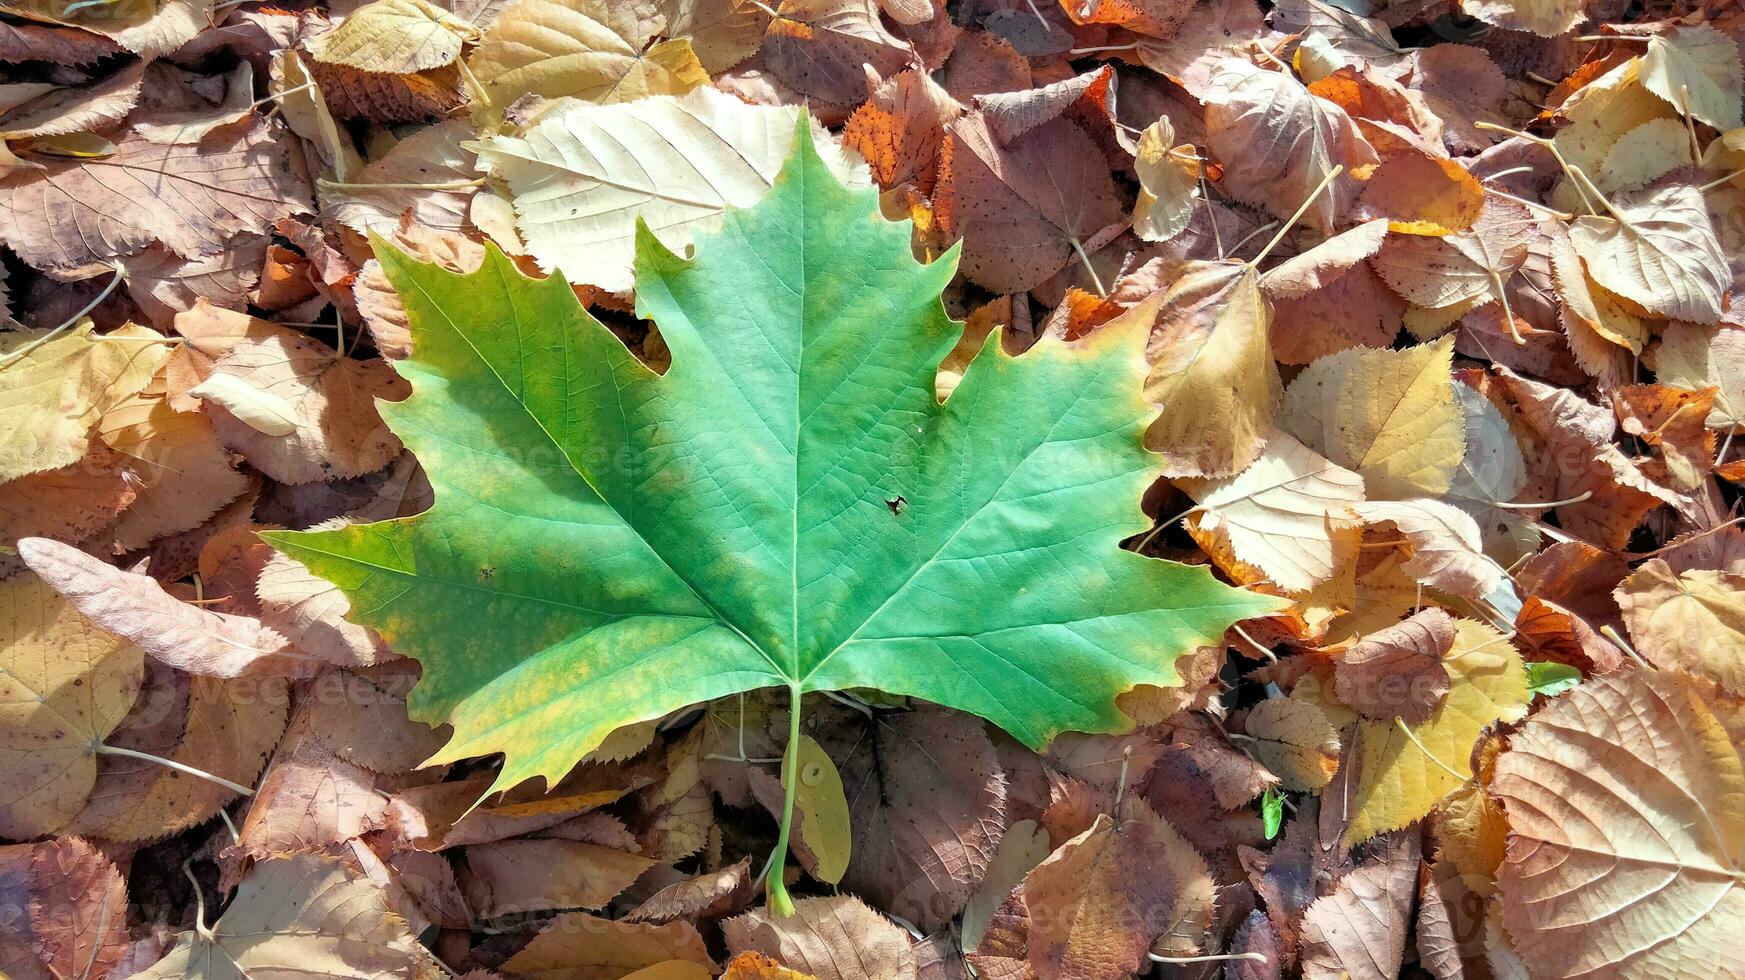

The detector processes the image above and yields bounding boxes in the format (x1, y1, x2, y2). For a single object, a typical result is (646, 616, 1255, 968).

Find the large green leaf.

(264, 119, 1280, 797)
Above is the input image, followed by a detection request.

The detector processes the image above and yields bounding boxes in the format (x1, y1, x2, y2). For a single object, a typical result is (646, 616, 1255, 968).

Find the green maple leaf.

(265, 120, 1279, 805)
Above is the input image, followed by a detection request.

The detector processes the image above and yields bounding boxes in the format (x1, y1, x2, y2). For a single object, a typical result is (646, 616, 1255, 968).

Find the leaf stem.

(1150, 952, 1270, 965)
(0, 262, 126, 369)
(765, 682, 804, 917)
(1245, 165, 1343, 271)
(1393, 717, 1469, 783)
(95, 743, 256, 796)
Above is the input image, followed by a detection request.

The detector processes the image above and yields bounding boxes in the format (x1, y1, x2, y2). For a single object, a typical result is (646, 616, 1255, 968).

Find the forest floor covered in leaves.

(2, 0, 1744, 978)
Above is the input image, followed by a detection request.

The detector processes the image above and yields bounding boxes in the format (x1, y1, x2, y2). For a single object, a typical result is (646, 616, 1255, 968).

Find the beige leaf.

(136, 853, 447, 980)
(188, 373, 301, 436)
(1261, 218, 1388, 299)
(1124, 262, 1278, 477)
(195, 319, 409, 485)
(1179, 429, 1365, 593)
(305, 0, 477, 73)
(1334, 607, 1455, 725)
(474, 87, 864, 293)
(1021, 796, 1213, 980)
(0, 60, 144, 141)
(231, 726, 393, 864)
(271, 50, 354, 181)
(1280, 336, 1465, 499)
(468, 0, 708, 106)
(0, 121, 312, 279)
(1132, 116, 1198, 243)
(1346, 618, 1528, 843)
(1617, 558, 1745, 695)
(0, 573, 143, 839)
(17, 537, 306, 679)
(1651, 320, 1745, 431)
(0, 322, 169, 483)
(324, 119, 479, 237)
(462, 838, 655, 917)
(1457, 0, 1582, 36)
(1492, 670, 1745, 980)
(1244, 697, 1340, 791)
(1597, 117, 1693, 193)
(67, 669, 288, 843)
(1569, 180, 1727, 324)
(1203, 59, 1377, 233)
(257, 549, 389, 667)
(0, 0, 209, 58)
(1349, 498, 1507, 603)
(1641, 24, 1743, 130)
(0, 445, 136, 554)
(1300, 832, 1420, 980)
(505, 912, 714, 980)
(302, 666, 449, 774)
(1548, 225, 1647, 354)
(724, 895, 918, 980)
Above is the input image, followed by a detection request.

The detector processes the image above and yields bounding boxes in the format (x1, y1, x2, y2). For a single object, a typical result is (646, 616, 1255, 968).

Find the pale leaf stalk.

(0, 262, 126, 369)
(95, 743, 256, 796)
(1394, 717, 1470, 783)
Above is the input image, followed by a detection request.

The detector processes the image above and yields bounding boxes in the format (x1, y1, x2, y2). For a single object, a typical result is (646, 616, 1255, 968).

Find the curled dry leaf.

(1119, 261, 1279, 478)
(1348, 498, 1508, 605)
(17, 537, 303, 678)
(1334, 607, 1455, 725)
(0, 0, 209, 59)
(1569, 179, 1728, 325)
(1299, 831, 1421, 980)
(0, 573, 143, 839)
(1492, 670, 1745, 980)
(842, 68, 962, 195)
(627, 856, 755, 924)
(1132, 116, 1199, 243)
(1354, 153, 1485, 236)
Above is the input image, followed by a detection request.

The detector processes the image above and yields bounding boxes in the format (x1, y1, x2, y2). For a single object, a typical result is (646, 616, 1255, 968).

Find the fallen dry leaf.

(724, 895, 917, 980)
(1617, 558, 1745, 695)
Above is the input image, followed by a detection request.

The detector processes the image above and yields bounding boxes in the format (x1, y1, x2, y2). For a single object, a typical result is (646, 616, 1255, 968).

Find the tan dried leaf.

(1334, 607, 1455, 724)
(1569, 180, 1728, 324)
(1617, 558, 1745, 695)
(462, 838, 656, 917)
(724, 895, 918, 980)
(468, 0, 708, 106)
(1492, 670, 1745, 980)
(503, 912, 714, 980)
(1300, 832, 1420, 980)
(1244, 697, 1340, 791)
(0, 573, 143, 839)
(305, 0, 477, 73)
(0, 323, 169, 483)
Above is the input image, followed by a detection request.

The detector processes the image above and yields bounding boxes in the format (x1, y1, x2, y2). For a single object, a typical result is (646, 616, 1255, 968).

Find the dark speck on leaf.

(885, 495, 906, 516)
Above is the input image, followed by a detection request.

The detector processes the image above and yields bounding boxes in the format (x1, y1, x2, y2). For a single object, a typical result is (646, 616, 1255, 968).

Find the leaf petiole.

(765, 682, 804, 917)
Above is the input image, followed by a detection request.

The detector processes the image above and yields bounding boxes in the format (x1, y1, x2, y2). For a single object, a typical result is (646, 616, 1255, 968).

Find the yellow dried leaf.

(305, 0, 476, 74)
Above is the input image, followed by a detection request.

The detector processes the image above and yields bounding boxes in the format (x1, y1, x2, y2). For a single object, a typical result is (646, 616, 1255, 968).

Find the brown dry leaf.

(1203, 59, 1377, 234)
(12, 836, 129, 980)
(306, 58, 465, 121)
(0, 0, 208, 59)
(1299, 831, 1421, 980)
(1345, 618, 1529, 843)
(1514, 594, 1623, 674)
(1335, 607, 1455, 725)
(0, 573, 143, 839)
(843, 68, 961, 195)
(137, 853, 447, 980)
(1021, 795, 1214, 980)
(935, 113, 1123, 294)
(1492, 669, 1745, 979)
(467, 0, 708, 107)
(1348, 498, 1508, 605)
(68, 667, 287, 843)
(230, 724, 393, 864)
(1120, 261, 1278, 478)
(462, 838, 656, 917)
(1616, 559, 1745, 695)
(1180, 429, 1365, 593)
(761, 0, 909, 107)
(302, 665, 449, 774)
(0, 61, 144, 149)
(18, 536, 308, 677)
(1371, 197, 1533, 315)
(1132, 116, 1200, 243)
(305, 0, 476, 73)
(627, 856, 755, 924)
(1613, 384, 1716, 490)
(1640, 24, 1743, 131)
(1243, 697, 1341, 792)
(1271, 258, 1405, 365)
(1353, 153, 1485, 236)
(1279, 336, 1465, 499)
(192, 318, 408, 484)
(0, 444, 135, 556)
(1569, 179, 1728, 325)
(126, 237, 268, 329)
(1458, 0, 1583, 37)
(0, 122, 312, 280)
(502, 915, 711, 980)
(724, 895, 918, 980)
(1651, 320, 1745, 433)
(0, 322, 170, 484)
(808, 705, 1006, 932)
